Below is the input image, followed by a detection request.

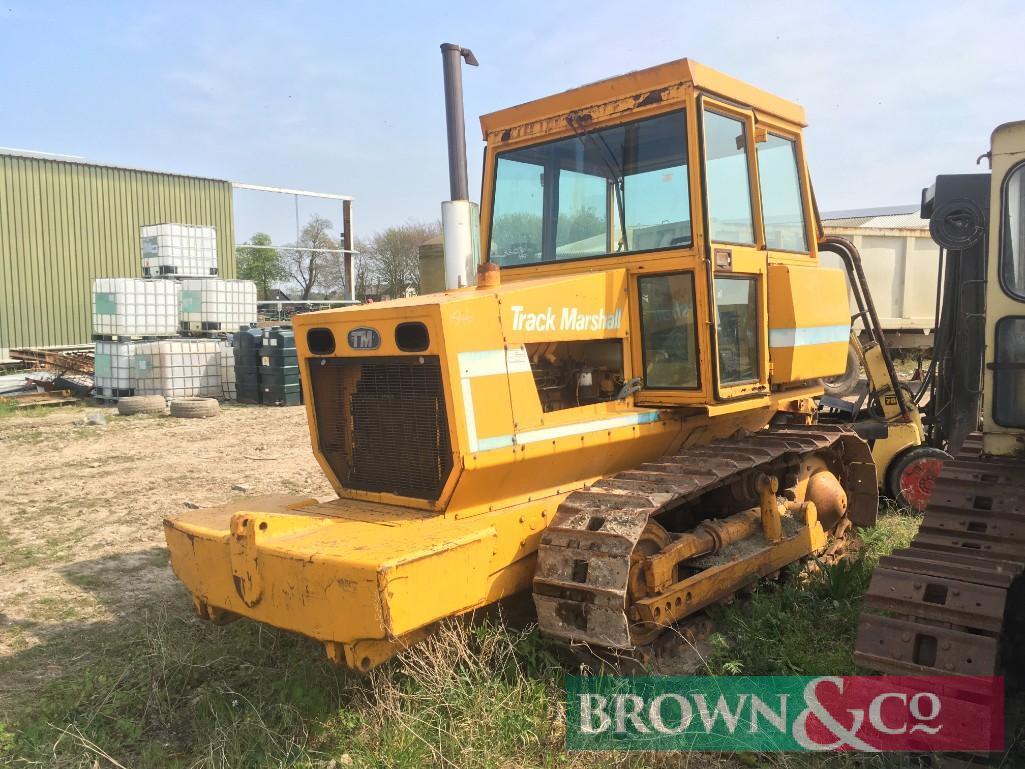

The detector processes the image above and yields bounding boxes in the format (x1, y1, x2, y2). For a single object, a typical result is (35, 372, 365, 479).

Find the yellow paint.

(846, 335, 926, 490)
(164, 58, 856, 669)
(870, 422, 923, 483)
(767, 264, 851, 384)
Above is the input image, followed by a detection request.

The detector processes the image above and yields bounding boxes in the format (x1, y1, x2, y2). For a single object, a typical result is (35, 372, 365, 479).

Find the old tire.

(886, 445, 952, 512)
(820, 342, 860, 397)
(117, 395, 166, 416)
(169, 397, 220, 419)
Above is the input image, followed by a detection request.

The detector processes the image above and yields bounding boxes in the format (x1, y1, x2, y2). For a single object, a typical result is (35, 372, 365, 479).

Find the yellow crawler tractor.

(164, 53, 880, 670)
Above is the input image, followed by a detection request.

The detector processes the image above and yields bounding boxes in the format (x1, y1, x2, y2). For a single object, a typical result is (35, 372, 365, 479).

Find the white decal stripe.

(458, 349, 507, 378)
(461, 377, 478, 453)
(459, 346, 531, 452)
(458, 346, 532, 378)
(768, 324, 850, 348)
(458, 346, 658, 454)
(476, 411, 661, 453)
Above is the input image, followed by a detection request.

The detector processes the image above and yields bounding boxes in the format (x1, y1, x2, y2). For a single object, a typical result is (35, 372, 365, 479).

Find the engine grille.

(309, 356, 453, 500)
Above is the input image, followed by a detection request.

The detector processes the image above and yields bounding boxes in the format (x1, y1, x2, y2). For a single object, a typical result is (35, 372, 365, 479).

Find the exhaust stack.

(440, 43, 480, 290)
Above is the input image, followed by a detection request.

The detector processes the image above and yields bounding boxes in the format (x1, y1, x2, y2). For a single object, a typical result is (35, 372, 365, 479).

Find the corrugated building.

(0, 152, 235, 358)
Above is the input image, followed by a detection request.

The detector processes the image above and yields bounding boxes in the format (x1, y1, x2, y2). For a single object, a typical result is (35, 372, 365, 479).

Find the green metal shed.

(0, 152, 235, 358)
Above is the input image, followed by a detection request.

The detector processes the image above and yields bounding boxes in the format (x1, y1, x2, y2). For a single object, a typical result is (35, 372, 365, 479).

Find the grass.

(0, 401, 87, 420)
(1, 609, 570, 769)
(0, 508, 952, 769)
(0, 530, 49, 570)
(0, 518, 100, 572)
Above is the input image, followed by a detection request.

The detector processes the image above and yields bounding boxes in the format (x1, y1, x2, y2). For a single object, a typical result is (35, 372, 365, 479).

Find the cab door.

(698, 97, 769, 401)
(983, 121, 1025, 455)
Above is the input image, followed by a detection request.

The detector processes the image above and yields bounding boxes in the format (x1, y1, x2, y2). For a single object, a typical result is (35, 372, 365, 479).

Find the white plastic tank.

(133, 339, 222, 398)
(219, 341, 237, 401)
(93, 340, 137, 398)
(92, 278, 180, 337)
(140, 223, 218, 277)
(179, 279, 258, 332)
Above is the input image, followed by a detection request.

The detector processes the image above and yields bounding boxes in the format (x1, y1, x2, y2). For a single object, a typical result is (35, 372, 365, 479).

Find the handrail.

(819, 235, 911, 420)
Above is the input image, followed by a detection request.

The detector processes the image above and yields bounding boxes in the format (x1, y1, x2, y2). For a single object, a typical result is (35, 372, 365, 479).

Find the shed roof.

(0, 148, 229, 183)
(821, 205, 927, 231)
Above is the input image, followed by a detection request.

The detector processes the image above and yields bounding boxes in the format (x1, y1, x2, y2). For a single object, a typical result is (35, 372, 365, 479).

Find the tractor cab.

(477, 59, 849, 408)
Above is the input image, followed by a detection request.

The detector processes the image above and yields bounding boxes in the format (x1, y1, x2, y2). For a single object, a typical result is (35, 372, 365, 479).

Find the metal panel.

(309, 356, 454, 500)
(0, 154, 235, 356)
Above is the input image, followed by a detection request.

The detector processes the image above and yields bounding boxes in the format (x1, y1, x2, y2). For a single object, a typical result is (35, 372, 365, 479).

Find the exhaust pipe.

(440, 43, 480, 290)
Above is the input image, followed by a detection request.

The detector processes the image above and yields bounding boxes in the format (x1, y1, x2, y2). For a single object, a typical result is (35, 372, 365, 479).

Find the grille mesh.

(309, 357, 453, 500)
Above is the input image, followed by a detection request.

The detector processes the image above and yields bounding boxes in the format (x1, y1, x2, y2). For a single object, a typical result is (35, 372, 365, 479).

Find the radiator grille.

(309, 356, 453, 500)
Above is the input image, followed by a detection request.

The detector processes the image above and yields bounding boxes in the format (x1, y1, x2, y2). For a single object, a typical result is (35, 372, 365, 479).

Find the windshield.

(488, 110, 691, 267)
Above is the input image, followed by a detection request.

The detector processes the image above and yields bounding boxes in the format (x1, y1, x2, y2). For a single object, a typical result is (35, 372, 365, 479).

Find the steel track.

(855, 436, 1025, 677)
(533, 424, 877, 650)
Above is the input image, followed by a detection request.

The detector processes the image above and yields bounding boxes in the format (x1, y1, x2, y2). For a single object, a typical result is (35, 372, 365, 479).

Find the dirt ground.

(0, 403, 334, 705)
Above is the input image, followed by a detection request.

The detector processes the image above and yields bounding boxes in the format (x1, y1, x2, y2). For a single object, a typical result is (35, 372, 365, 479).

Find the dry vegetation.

(0, 403, 929, 768)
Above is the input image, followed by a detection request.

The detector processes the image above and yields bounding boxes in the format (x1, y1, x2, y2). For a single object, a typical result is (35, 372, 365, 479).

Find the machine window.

(757, 134, 808, 251)
(555, 169, 609, 259)
(489, 110, 691, 266)
(491, 157, 545, 265)
(715, 276, 759, 385)
(994, 318, 1025, 427)
(638, 273, 699, 389)
(1002, 163, 1025, 299)
(703, 110, 755, 245)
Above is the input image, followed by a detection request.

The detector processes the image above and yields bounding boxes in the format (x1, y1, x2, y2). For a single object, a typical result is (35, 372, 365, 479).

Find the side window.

(994, 318, 1025, 427)
(757, 134, 808, 252)
(704, 111, 754, 245)
(491, 157, 543, 265)
(715, 276, 759, 385)
(639, 273, 699, 389)
(1002, 163, 1025, 298)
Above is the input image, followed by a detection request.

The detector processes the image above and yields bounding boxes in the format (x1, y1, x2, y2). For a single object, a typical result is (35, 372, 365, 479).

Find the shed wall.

(0, 155, 235, 356)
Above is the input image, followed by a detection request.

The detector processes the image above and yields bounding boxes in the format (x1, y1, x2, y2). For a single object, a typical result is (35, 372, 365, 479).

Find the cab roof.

(479, 58, 806, 138)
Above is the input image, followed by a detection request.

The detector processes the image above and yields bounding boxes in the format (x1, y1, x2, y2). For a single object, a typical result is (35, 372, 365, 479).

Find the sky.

(2, 1, 1023, 246)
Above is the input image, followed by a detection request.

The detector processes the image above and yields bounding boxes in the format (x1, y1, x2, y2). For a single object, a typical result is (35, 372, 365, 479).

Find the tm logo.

(567, 675, 1003, 753)
(348, 327, 380, 350)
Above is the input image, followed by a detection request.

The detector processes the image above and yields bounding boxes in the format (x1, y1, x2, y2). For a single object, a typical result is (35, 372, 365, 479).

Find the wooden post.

(342, 199, 355, 302)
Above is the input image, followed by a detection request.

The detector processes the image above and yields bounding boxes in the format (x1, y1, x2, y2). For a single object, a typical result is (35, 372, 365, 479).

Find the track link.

(533, 424, 877, 650)
(855, 436, 1025, 676)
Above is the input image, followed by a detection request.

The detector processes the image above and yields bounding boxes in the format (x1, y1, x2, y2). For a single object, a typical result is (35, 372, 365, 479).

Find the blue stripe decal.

(769, 324, 850, 348)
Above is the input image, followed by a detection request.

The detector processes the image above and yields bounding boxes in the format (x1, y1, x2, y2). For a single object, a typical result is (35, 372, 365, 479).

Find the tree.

(359, 220, 440, 299)
(236, 232, 285, 300)
(350, 240, 376, 300)
(281, 215, 339, 300)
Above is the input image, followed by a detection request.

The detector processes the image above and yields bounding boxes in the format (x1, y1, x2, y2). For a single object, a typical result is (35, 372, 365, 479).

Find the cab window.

(1002, 162, 1025, 298)
(489, 110, 692, 266)
(715, 276, 759, 385)
(757, 134, 808, 252)
(639, 273, 699, 389)
(704, 110, 755, 245)
(491, 157, 544, 264)
(994, 318, 1025, 426)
